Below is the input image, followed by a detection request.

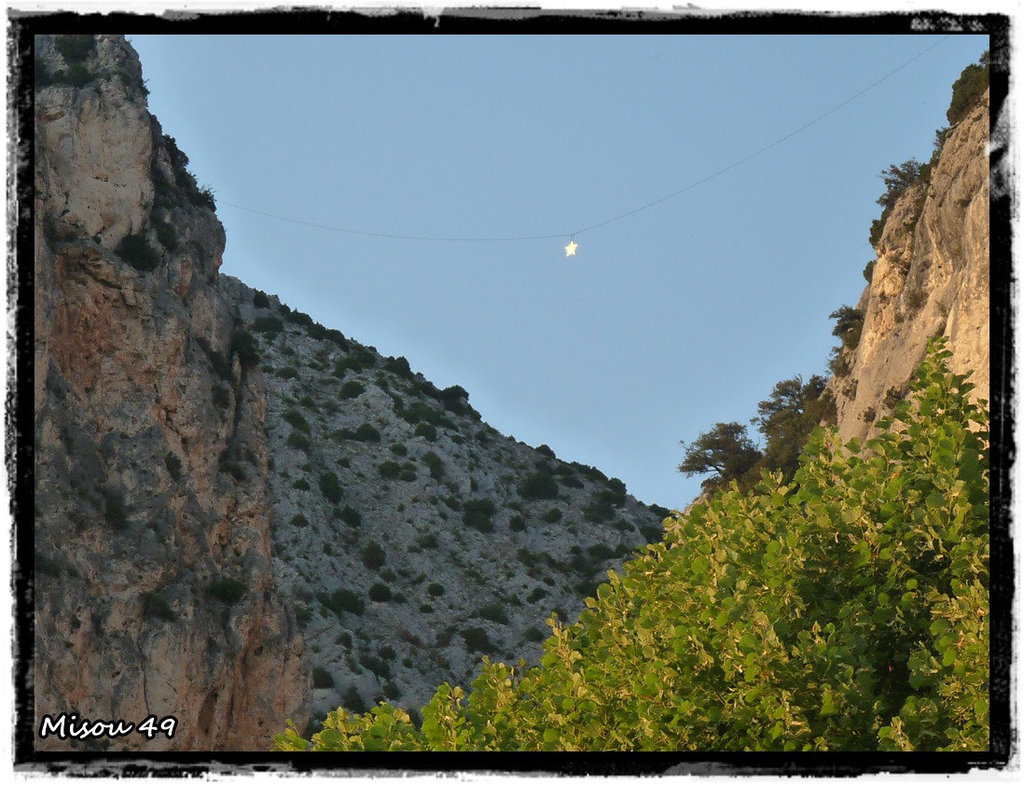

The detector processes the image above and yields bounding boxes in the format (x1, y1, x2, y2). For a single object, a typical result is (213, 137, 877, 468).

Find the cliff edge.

(828, 90, 989, 443)
(33, 34, 309, 751)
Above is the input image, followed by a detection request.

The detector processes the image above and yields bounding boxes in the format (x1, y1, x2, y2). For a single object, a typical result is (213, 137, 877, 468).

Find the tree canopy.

(744, 374, 833, 484)
(275, 339, 988, 752)
(677, 421, 762, 493)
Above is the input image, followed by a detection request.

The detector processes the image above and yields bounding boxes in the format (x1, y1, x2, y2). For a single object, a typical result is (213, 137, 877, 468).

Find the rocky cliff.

(32, 33, 667, 748)
(827, 89, 989, 443)
(33, 34, 308, 751)
(220, 276, 668, 725)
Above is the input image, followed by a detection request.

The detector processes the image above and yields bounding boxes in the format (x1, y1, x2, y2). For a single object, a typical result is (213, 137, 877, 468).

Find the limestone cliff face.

(33, 34, 309, 751)
(828, 90, 989, 442)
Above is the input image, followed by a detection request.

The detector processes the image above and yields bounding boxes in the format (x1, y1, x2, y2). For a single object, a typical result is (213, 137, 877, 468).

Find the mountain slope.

(222, 276, 668, 721)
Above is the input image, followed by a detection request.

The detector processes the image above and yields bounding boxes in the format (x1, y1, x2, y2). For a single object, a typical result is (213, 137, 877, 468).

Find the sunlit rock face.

(828, 90, 990, 443)
(33, 34, 309, 752)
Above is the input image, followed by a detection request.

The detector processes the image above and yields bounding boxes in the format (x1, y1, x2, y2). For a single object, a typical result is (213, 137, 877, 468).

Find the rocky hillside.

(33, 34, 308, 751)
(31, 32, 667, 749)
(827, 89, 990, 443)
(220, 276, 668, 726)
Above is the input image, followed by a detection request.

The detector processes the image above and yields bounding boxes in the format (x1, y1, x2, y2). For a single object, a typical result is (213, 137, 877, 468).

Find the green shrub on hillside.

(460, 626, 493, 654)
(422, 451, 445, 480)
(153, 219, 178, 251)
(206, 578, 246, 605)
(54, 34, 95, 62)
(354, 423, 381, 442)
(277, 340, 988, 752)
(519, 472, 559, 500)
(369, 583, 393, 602)
(164, 452, 183, 482)
(385, 356, 413, 377)
(318, 587, 364, 618)
(319, 472, 343, 504)
(231, 329, 260, 369)
(378, 461, 402, 480)
(362, 542, 386, 570)
(334, 349, 376, 377)
(141, 590, 176, 622)
(415, 423, 438, 441)
(116, 233, 161, 272)
(462, 499, 497, 533)
(399, 402, 452, 429)
(475, 602, 509, 625)
(283, 409, 310, 433)
(947, 51, 989, 126)
(829, 305, 865, 350)
(340, 381, 365, 400)
(828, 347, 851, 379)
(252, 315, 284, 333)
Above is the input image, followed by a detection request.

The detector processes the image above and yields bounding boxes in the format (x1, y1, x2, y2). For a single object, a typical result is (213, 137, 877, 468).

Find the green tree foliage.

(678, 422, 762, 493)
(519, 472, 560, 500)
(829, 305, 865, 350)
(738, 374, 833, 487)
(869, 159, 926, 248)
(206, 578, 246, 605)
(116, 233, 161, 272)
(876, 160, 925, 214)
(252, 315, 284, 334)
(276, 340, 988, 752)
(54, 34, 95, 62)
(946, 51, 989, 126)
(231, 329, 260, 370)
(319, 471, 342, 504)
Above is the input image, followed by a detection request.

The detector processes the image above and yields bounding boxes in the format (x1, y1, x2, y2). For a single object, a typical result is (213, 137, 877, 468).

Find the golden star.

(564, 238, 578, 257)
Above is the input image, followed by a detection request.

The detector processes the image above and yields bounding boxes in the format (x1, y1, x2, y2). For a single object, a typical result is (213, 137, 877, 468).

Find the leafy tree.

(116, 233, 161, 272)
(678, 422, 762, 493)
(829, 305, 865, 350)
(946, 51, 989, 126)
(276, 340, 988, 752)
(742, 374, 832, 484)
(519, 472, 559, 500)
(319, 471, 342, 504)
(877, 159, 925, 213)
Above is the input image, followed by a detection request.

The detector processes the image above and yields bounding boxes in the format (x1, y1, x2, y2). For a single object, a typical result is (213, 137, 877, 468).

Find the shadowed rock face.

(220, 276, 669, 723)
(31, 33, 667, 750)
(33, 34, 309, 751)
(828, 91, 990, 442)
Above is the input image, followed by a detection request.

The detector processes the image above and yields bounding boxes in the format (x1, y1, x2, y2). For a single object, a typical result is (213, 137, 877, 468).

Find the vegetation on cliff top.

(678, 372, 835, 495)
(275, 340, 988, 751)
(868, 50, 989, 249)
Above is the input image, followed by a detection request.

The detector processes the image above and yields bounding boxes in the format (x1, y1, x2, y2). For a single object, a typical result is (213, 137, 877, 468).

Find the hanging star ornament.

(564, 238, 578, 257)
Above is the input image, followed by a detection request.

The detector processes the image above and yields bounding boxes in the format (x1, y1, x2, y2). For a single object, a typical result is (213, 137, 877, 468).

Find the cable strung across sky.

(223, 35, 951, 252)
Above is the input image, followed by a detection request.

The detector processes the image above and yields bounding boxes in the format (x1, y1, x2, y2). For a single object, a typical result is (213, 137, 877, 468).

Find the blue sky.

(129, 32, 988, 510)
